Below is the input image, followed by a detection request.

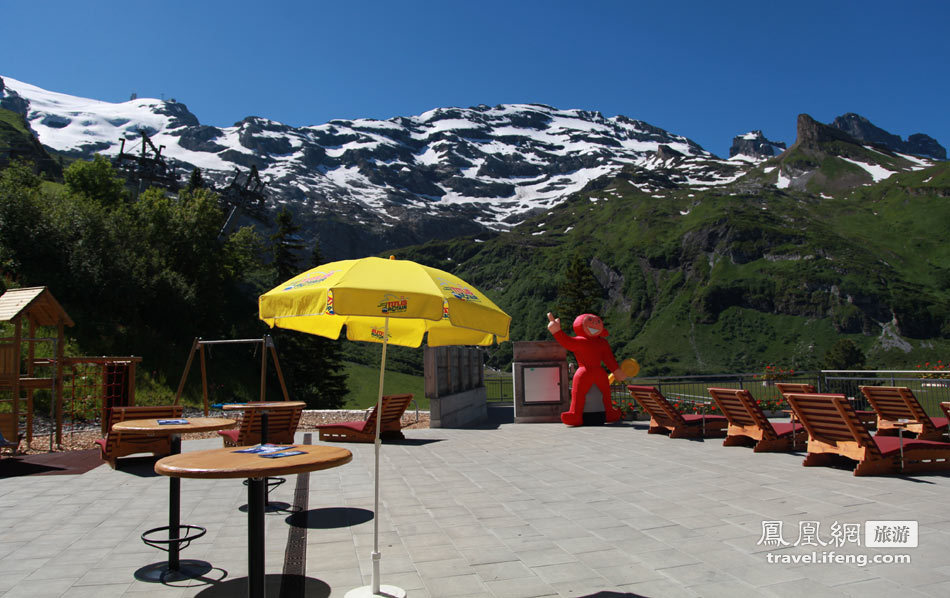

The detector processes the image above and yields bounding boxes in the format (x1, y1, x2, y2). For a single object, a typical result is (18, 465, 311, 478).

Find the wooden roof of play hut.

(0, 286, 75, 327)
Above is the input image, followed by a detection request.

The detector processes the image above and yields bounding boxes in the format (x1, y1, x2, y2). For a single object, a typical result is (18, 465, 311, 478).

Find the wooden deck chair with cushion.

(626, 385, 727, 439)
(707, 387, 805, 452)
(785, 392, 950, 476)
(777, 382, 876, 429)
(94, 405, 184, 468)
(316, 394, 415, 443)
(0, 412, 22, 456)
(860, 386, 949, 441)
(218, 402, 305, 447)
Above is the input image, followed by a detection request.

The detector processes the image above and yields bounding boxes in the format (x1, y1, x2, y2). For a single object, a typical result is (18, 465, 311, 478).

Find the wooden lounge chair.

(860, 386, 949, 441)
(785, 392, 950, 476)
(0, 412, 22, 456)
(95, 405, 184, 468)
(707, 387, 805, 452)
(218, 402, 304, 447)
(626, 385, 727, 439)
(777, 382, 876, 428)
(316, 394, 415, 443)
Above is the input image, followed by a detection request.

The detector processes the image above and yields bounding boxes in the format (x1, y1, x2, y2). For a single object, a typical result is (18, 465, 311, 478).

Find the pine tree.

(268, 220, 349, 408)
(271, 207, 305, 281)
(186, 167, 205, 192)
(553, 255, 604, 329)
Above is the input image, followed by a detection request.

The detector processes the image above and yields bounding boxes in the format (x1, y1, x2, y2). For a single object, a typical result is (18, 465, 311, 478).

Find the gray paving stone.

(2, 423, 950, 597)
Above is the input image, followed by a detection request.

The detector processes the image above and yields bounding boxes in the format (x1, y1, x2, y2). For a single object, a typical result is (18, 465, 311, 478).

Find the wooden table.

(222, 402, 308, 507)
(156, 444, 352, 598)
(113, 417, 237, 581)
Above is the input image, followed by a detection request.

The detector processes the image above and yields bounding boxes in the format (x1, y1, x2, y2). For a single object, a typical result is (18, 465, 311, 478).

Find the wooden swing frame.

(174, 335, 290, 415)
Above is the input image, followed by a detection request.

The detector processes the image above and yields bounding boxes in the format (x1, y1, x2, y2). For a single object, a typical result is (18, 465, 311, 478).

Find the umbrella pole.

(372, 317, 387, 595)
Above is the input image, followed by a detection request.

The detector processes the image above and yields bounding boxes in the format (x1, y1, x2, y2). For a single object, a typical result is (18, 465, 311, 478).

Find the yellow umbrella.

(259, 255, 510, 597)
(259, 255, 510, 346)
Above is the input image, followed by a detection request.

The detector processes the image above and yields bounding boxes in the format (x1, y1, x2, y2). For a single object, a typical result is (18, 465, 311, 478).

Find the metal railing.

(820, 370, 950, 417)
(486, 369, 950, 417)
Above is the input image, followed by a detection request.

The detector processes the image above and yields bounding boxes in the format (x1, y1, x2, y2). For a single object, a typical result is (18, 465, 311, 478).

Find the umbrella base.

(344, 584, 406, 598)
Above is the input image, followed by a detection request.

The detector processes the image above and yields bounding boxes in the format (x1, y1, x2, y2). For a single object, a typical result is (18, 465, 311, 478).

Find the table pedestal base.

(134, 559, 213, 583)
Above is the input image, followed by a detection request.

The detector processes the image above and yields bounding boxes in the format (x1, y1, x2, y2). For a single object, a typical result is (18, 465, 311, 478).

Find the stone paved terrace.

(2, 407, 950, 598)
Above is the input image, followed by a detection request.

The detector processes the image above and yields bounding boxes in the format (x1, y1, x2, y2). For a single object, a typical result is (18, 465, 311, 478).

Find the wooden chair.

(316, 394, 415, 443)
(626, 385, 727, 439)
(94, 405, 184, 468)
(785, 392, 950, 476)
(860, 386, 949, 441)
(0, 412, 22, 456)
(707, 387, 805, 452)
(218, 403, 304, 447)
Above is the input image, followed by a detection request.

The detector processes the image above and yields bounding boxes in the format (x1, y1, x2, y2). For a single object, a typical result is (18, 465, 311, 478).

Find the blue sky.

(3, 0, 947, 158)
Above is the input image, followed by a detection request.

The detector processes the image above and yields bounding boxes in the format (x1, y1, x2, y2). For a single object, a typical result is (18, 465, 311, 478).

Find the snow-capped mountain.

(0, 76, 746, 246)
(2, 75, 944, 258)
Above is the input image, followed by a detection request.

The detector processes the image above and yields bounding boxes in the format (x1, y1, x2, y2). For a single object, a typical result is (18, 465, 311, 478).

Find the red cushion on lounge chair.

(681, 414, 727, 424)
(770, 422, 802, 437)
(872, 435, 950, 457)
(218, 429, 240, 443)
(316, 421, 367, 432)
(929, 416, 949, 429)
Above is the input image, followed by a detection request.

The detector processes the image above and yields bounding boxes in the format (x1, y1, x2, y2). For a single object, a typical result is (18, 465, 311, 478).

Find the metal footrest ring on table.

(243, 475, 286, 497)
(141, 524, 207, 553)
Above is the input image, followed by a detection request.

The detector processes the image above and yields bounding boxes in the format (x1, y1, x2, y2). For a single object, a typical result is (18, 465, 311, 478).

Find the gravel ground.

(17, 408, 430, 455)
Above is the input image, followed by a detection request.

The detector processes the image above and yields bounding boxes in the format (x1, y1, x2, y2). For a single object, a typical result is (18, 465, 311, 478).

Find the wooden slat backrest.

(775, 383, 816, 399)
(708, 388, 775, 439)
(380, 394, 413, 426)
(111, 405, 184, 426)
(785, 393, 881, 457)
(626, 385, 685, 427)
(860, 386, 930, 425)
(236, 404, 303, 445)
(361, 394, 414, 433)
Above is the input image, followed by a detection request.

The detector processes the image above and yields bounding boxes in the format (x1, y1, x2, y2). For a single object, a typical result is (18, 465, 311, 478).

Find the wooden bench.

(219, 402, 304, 447)
(94, 405, 184, 468)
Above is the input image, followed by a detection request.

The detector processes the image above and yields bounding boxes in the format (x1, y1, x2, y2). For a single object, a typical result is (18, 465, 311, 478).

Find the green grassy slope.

(397, 161, 950, 375)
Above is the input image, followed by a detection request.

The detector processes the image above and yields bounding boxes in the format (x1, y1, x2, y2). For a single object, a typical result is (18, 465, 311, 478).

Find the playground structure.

(0, 286, 142, 450)
(174, 335, 290, 415)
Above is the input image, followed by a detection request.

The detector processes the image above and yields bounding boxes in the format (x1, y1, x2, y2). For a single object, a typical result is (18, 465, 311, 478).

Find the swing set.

(174, 335, 290, 415)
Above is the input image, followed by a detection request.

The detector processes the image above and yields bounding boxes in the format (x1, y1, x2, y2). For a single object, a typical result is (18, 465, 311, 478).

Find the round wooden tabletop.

(221, 401, 307, 410)
(112, 417, 237, 435)
(155, 445, 352, 479)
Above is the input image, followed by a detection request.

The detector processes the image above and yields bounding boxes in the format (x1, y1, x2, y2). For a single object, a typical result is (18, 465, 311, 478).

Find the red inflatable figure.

(547, 312, 627, 426)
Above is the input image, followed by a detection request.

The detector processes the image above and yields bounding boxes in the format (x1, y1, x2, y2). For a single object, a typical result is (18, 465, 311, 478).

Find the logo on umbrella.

(283, 269, 339, 291)
(370, 328, 387, 341)
(378, 294, 408, 314)
(438, 278, 480, 302)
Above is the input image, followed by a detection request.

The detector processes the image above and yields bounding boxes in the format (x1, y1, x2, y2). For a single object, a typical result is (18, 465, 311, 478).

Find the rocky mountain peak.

(795, 114, 858, 148)
(831, 113, 945, 160)
(729, 130, 786, 162)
